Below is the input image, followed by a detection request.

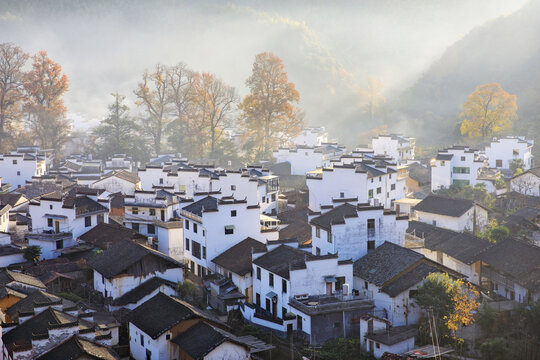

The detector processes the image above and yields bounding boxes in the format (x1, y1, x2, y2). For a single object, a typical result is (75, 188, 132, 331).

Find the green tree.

(92, 93, 145, 161)
(479, 219, 509, 243)
(480, 338, 510, 360)
(509, 158, 525, 176)
(435, 183, 495, 209)
(24, 245, 41, 262)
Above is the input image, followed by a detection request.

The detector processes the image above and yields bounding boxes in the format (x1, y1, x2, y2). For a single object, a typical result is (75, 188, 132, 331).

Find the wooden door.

(55, 221, 60, 233)
(326, 282, 332, 295)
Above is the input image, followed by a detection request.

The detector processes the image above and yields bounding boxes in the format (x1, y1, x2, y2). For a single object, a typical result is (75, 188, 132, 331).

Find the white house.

(353, 242, 460, 326)
(105, 154, 133, 172)
(0, 270, 47, 293)
(359, 314, 416, 359)
(510, 167, 540, 196)
(413, 195, 489, 233)
(179, 196, 277, 277)
(28, 192, 110, 259)
(91, 170, 141, 195)
(273, 143, 346, 176)
(87, 239, 185, 300)
(371, 135, 415, 164)
(0, 204, 11, 233)
(127, 293, 249, 360)
(0, 151, 46, 190)
(244, 244, 374, 344)
(484, 136, 533, 171)
(307, 161, 406, 211)
(291, 126, 328, 147)
(0, 233, 24, 268)
(310, 203, 409, 261)
(430, 146, 491, 192)
(110, 277, 178, 311)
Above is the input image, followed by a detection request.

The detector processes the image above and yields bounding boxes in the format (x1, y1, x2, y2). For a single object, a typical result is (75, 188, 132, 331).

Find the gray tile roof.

(414, 195, 474, 217)
(111, 277, 176, 307)
(212, 238, 267, 276)
(310, 203, 358, 231)
(253, 245, 317, 280)
(36, 335, 119, 360)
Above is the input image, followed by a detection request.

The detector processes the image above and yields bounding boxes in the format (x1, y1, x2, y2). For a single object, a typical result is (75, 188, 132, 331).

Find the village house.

(273, 143, 346, 176)
(178, 196, 277, 277)
(310, 203, 409, 261)
(87, 239, 185, 300)
(91, 170, 141, 195)
(413, 195, 489, 233)
(0, 232, 24, 268)
(78, 222, 148, 250)
(359, 314, 416, 359)
(202, 274, 245, 314)
(484, 136, 533, 172)
(35, 335, 120, 360)
(127, 292, 249, 360)
(105, 153, 134, 172)
(0, 270, 47, 294)
(353, 242, 460, 326)
(0, 149, 46, 190)
(27, 191, 110, 259)
(370, 135, 415, 164)
(430, 146, 493, 192)
(109, 277, 177, 311)
(242, 244, 373, 344)
(404, 162, 431, 196)
(510, 167, 540, 196)
(291, 126, 328, 147)
(307, 160, 407, 211)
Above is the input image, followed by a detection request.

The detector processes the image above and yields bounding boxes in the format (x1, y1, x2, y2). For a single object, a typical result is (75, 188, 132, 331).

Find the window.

(305, 152, 309, 156)
(371, 178, 374, 183)
(316, 227, 320, 238)
(409, 289, 418, 299)
(389, 173, 392, 179)
(160, 210, 165, 221)
(269, 273, 274, 287)
(461, 156, 466, 161)
(147, 224, 155, 234)
(85, 216, 91, 227)
(185, 238, 190, 251)
(378, 176, 381, 182)
(432, 220, 437, 226)
(440, 160, 445, 166)
(47, 218, 53, 227)
(266, 298, 271, 311)
(376, 343, 380, 349)
(316, 247, 321, 256)
(496, 159, 502, 167)
(368, 189, 373, 199)
(192, 241, 201, 259)
(225, 225, 234, 235)
(340, 192, 344, 198)
(159, 178, 164, 184)
(97, 214, 105, 224)
(327, 231, 332, 243)
(49, 204, 53, 210)
(271, 193, 276, 202)
(166, 334, 171, 340)
(453, 179, 470, 187)
(282, 307, 287, 318)
(336, 276, 345, 291)
(364, 281, 368, 290)
(367, 239, 375, 250)
(132, 207, 139, 215)
(16, 171, 20, 176)
(231, 210, 237, 217)
(185, 220, 189, 230)
(282, 279, 287, 293)
(453, 167, 470, 174)
(56, 239, 63, 249)
(193, 223, 198, 233)
(12, 160, 17, 164)
(231, 185, 236, 191)
(132, 223, 140, 232)
(202, 246, 206, 259)
(256, 293, 260, 305)
(297, 315, 303, 330)
(367, 218, 375, 230)
(150, 208, 155, 216)
(391, 184, 395, 190)
(513, 149, 519, 156)
(140, 334, 144, 346)
(256, 267, 261, 280)
(376, 187, 381, 194)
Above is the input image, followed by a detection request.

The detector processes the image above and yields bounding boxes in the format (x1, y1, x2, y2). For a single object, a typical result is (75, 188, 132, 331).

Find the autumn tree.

(92, 93, 144, 160)
(134, 63, 170, 155)
(413, 273, 479, 345)
(239, 52, 303, 161)
(358, 77, 386, 122)
(166, 63, 198, 156)
(460, 83, 517, 140)
(0, 43, 28, 151)
(24, 51, 70, 153)
(194, 72, 236, 158)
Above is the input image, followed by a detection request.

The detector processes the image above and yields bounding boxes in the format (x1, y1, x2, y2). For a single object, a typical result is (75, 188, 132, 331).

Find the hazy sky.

(0, 0, 528, 132)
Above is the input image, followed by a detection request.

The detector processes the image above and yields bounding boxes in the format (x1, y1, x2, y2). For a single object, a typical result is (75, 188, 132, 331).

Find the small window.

(49, 204, 53, 210)
(461, 156, 465, 161)
(16, 171, 20, 176)
(225, 225, 234, 235)
(496, 159, 502, 167)
(132, 223, 140, 232)
(432, 220, 437, 226)
(256, 293, 260, 306)
(376, 187, 381, 194)
(231, 185, 236, 191)
(376, 343, 380, 349)
(150, 208, 156, 216)
(202, 246, 206, 259)
(340, 192, 344, 198)
(47, 218, 53, 227)
(282, 279, 287, 293)
(147, 224, 155, 234)
(231, 210, 237, 217)
(185, 220, 189, 230)
(160, 210, 165, 221)
(185, 238, 190, 251)
(327, 231, 332, 243)
(368, 189, 373, 199)
(140, 334, 144, 345)
(56, 239, 63, 249)
(391, 184, 395, 190)
(367, 240, 375, 250)
(305, 152, 309, 156)
(371, 178, 374, 183)
(12, 160, 17, 164)
(316, 227, 320, 238)
(378, 176, 381, 181)
(441, 160, 445, 166)
(166, 334, 171, 340)
(97, 214, 105, 224)
(193, 223, 198, 233)
(269, 273, 274, 287)
(513, 149, 519, 156)
(85, 216, 91, 227)
(256, 267, 261, 280)
(364, 281, 368, 289)
(316, 247, 321, 256)
(262, 196, 266, 203)
(132, 207, 139, 215)
(159, 178, 164, 184)
(389, 173, 392, 179)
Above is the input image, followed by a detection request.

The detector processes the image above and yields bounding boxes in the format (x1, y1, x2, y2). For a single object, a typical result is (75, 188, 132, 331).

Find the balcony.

(26, 228, 72, 242)
(288, 293, 373, 316)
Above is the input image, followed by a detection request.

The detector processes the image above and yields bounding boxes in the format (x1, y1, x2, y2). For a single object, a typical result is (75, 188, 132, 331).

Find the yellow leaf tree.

(239, 52, 303, 161)
(460, 83, 517, 140)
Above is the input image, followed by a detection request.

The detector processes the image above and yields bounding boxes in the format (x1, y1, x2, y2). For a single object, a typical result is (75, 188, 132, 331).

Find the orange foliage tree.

(24, 51, 70, 152)
(460, 83, 517, 140)
(239, 52, 303, 161)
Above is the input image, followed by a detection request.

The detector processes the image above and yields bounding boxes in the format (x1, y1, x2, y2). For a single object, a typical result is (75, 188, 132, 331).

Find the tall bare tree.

(0, 43, 28, 151)
(134, 63, 170, 155)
